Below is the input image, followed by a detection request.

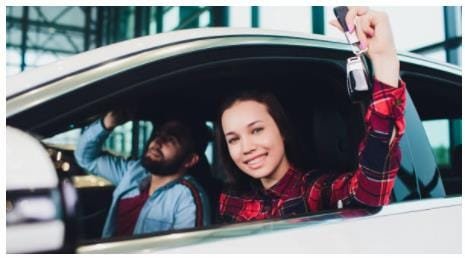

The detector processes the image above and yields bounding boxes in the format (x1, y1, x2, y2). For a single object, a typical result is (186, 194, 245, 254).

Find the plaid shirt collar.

(258, 167, 302, 199)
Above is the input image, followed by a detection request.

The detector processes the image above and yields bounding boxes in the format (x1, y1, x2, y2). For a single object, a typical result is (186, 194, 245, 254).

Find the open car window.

(43, 121, 153, 159)
(22, 43, 366, 243)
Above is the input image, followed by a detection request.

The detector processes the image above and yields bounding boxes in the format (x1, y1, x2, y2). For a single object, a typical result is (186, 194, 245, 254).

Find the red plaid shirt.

(219, 78, 406, 223)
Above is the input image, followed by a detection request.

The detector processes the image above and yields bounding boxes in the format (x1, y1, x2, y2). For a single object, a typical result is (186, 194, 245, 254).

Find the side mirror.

(6, 127, 78, 253)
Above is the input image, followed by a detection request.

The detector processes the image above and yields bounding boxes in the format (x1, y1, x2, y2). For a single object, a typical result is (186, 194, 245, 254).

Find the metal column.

(444, 7, 461, 151)
(251, 6, 259, 28)
(312, 6, 325, 35)
(444, 6, 461, 65)
(210, 7, 229, 27)
(20, 6, 29, 71)
(135, 6, 151, 37)
(180, 7, 200, 29)
(96, 7, 104, 47)
(83, 7, 91, 51)
(155, 7, 164, 33)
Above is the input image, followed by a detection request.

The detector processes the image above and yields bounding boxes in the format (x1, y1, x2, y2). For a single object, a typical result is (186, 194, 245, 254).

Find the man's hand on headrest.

(103, 109, 134, 130)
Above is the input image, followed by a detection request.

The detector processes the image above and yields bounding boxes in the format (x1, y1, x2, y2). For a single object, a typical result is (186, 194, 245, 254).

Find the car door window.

(43, 121, 153, 159)
(423, 119, 451, 166)
(423, 118, 462, 196)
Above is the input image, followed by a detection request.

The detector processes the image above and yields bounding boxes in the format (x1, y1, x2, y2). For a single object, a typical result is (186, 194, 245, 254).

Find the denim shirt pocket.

(142, 218, 173, 233)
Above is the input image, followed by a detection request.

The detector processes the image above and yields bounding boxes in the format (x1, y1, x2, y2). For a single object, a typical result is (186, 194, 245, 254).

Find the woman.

(216, 7, 406, 223)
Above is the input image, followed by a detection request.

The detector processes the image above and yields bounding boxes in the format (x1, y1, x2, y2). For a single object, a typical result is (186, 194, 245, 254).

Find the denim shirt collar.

(138, 173, 186, 194)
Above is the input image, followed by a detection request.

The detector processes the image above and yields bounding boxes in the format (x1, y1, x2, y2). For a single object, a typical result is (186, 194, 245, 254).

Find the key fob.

(346, 56, 372, 102)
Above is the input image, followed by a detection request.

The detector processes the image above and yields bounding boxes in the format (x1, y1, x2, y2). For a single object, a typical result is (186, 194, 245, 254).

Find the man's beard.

(141, 150, 188, 176)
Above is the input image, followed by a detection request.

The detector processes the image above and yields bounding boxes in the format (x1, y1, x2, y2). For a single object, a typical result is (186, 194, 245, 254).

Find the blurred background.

(6, 6, 462, 75)
(5, 5, 462, 173)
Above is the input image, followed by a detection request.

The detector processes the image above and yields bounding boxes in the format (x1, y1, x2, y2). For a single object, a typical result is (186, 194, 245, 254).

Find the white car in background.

(6, 28, 462, 253)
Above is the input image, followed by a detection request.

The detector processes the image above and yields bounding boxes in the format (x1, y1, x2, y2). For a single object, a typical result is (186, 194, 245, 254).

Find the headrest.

(312, 105, 361, 172)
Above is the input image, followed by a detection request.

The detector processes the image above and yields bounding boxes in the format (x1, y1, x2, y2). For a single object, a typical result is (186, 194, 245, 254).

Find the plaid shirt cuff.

(366, 78, 407, 138)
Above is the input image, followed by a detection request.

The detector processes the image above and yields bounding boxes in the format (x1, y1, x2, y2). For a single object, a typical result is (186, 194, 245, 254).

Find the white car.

(6, 28, 462, 253)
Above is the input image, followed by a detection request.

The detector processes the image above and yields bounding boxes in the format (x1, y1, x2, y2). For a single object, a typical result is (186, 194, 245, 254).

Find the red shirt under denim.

(219, 78, 406, 223)
(116, 188, 149, 237)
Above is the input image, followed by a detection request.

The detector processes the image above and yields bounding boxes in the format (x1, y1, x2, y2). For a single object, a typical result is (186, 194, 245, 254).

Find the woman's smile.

(244, 153, 268, 169)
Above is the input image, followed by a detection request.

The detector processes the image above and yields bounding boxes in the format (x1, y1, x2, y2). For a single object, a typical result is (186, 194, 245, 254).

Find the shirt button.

(263, 199, 272, 213)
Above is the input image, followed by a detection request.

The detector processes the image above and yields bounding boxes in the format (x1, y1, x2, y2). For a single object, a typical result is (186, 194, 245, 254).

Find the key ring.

(352, 16, 369, 55)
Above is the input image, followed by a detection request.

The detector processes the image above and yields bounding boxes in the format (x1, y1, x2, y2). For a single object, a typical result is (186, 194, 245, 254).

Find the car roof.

(6, 27, 461, 99)
(6, 28, 344, 98)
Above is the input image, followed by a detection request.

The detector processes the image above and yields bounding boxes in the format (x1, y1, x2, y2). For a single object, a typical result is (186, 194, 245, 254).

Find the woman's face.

(221, 100, 290, 184)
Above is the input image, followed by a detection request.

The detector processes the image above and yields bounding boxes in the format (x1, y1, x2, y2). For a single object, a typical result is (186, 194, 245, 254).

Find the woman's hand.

(330, 7, 400, 87)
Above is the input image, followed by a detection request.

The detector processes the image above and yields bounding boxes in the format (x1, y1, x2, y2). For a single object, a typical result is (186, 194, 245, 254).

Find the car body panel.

(76, 197, 461, 253)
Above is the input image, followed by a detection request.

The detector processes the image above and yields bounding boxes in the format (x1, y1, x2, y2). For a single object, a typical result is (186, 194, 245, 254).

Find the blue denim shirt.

(74, 120, 210, 238)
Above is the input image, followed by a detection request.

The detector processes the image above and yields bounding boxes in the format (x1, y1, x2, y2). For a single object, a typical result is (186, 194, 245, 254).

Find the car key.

(334, 6, 372, 102)
(346, 56, 371, 102)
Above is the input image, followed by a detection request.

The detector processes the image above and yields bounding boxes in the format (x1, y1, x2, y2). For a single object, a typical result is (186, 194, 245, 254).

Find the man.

(74, 110, 211, 238)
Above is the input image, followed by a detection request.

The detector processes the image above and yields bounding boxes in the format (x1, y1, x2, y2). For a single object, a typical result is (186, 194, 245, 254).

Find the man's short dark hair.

(150, 116, 212, 156)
